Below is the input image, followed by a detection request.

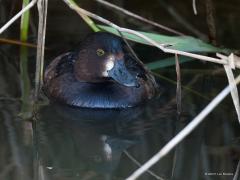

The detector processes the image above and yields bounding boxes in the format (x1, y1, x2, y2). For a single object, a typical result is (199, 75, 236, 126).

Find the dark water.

(1, 0, 240, 180)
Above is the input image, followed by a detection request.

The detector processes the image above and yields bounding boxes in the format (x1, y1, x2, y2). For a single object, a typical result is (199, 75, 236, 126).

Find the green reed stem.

(20, 0, 32, 119)
(20, 0, 30, 41)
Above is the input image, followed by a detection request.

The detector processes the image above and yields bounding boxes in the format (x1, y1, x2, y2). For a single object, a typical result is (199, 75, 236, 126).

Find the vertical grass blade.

(175, 54, 182, 116)
(20, 0, 32, 119)
(35, 0, 48, 99)
(20, 0, 30, 41)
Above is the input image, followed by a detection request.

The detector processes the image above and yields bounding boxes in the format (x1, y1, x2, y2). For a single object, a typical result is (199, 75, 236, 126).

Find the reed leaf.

(98, 24, 227, 53)
(147, 56, 193, 70)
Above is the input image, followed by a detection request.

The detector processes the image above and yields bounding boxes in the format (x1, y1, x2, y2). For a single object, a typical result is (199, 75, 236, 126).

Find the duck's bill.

(107, 60, 139, 87)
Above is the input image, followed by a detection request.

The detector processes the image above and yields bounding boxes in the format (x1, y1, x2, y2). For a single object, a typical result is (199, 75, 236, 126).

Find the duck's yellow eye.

(96, 49, 105, 56)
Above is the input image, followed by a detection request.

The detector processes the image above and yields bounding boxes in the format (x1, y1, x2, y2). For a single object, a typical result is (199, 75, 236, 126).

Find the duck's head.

(74, 32, 147, 87)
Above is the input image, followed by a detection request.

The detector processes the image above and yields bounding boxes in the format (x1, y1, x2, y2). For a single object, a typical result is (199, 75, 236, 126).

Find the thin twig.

(175, 54, 181, 116)
(0, 0, 37, 34)
(95, 0, 184, 36)
(117, 30, 144, 67)
(123, 151, 165, 180)
(0, 38, 38, 48)
(126, 74, 240, 180)
(192, 0, 197, 15)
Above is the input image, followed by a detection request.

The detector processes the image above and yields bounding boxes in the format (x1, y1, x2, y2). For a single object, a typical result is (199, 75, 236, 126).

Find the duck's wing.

(44, 52, 77, 86)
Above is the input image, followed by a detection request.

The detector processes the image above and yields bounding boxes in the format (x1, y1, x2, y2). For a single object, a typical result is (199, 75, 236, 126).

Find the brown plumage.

(44, 32, 159, 108)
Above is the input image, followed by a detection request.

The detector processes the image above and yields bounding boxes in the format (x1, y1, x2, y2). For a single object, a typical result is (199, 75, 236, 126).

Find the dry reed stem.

(35, 0, 48, 99)
(175, 54, 182, 116)
(126, 74, 240, 180)
(0, 0, 37, 34)
(123, 151, 165, 180)
(224, 72, 240, 123)
(96, 0, 184, 36)
(217, 53, 240, 123)
(224, 65, 240, 121)
(192, 0, 198, 15)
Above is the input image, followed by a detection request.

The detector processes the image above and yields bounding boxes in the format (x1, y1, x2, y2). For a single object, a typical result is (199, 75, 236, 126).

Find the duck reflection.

(35, 101, 176, 180)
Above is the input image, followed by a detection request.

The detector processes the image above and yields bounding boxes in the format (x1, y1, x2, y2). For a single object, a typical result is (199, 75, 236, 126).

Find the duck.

(43, 32, 159, 108)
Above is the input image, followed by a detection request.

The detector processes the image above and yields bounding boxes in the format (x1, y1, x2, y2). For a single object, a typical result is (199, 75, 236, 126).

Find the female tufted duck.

(44, 32, 159, 108)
